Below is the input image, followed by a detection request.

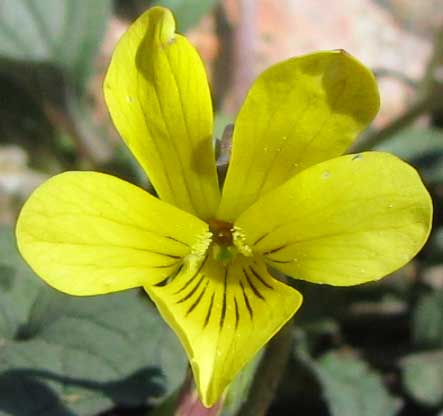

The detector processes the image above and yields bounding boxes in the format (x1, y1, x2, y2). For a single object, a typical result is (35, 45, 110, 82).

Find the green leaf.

(0, 227, 187, 416)
(0, 226, 42, 338)
(413, 289, 443, 348)
(400, 350, 443, 407)
(154, 0, 218, 31)
(375, 128, 443, 184)
(0, 0, 112, 89)
(310, 351, 400, 416)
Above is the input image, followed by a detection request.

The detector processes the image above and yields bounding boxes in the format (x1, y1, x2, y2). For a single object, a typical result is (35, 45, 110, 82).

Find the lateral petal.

(104, 7, 219, 219)
(16, 171, 210, 295)
(235, 152, 432, 286)
(218, 50, 379, 221)
(146, 253, 302, 407)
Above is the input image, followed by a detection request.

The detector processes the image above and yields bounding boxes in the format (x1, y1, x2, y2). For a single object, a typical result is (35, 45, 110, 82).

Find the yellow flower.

(16, 7, 432, 407)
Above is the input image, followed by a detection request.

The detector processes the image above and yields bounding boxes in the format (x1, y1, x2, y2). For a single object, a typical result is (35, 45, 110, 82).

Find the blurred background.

(1, 0, 443, 415)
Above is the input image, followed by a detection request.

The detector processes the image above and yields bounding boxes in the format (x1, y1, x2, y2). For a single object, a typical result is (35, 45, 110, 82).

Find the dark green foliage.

(0, 228, 187, 416)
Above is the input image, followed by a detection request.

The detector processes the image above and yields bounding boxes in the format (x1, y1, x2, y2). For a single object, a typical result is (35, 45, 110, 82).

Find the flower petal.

(104, 7, 219, 220)
(146, 253, 302, 407)
(235, 152, 432, 286)
(16, 171, 211, 295)
(218, 50, 380, 221)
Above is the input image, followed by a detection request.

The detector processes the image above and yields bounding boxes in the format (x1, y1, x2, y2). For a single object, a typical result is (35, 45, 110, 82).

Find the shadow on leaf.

(0, 367, 164, 415)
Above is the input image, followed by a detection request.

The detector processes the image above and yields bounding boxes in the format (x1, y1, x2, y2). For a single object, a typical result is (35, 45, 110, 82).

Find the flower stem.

(173, 368, 224, 416)
(236, 320, 294, 416)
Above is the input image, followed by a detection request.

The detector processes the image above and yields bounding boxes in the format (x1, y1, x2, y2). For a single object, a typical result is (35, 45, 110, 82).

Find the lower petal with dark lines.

(145, 254, 302, 407)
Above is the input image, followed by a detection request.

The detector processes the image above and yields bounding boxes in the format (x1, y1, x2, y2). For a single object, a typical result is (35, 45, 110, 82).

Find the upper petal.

(104, 7, 220, 220)
(218, 50, 379, 221)
(16, 171, 210, 295)
(146, 253, 302, 407)
(234, 152, 432, 286)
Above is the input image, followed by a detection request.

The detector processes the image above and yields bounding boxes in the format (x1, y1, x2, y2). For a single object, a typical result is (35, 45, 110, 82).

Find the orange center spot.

(208, 219, 233, 246)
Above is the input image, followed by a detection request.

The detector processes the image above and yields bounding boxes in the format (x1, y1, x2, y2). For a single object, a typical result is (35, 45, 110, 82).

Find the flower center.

(208, 218, 233, 246)
(208, 218, 236, 264)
